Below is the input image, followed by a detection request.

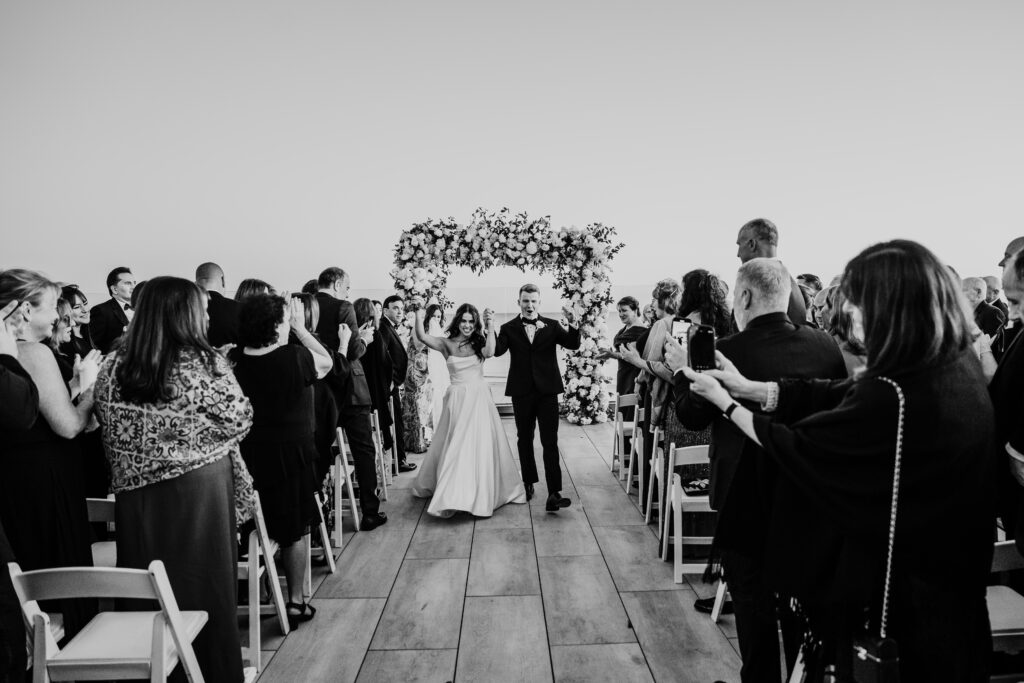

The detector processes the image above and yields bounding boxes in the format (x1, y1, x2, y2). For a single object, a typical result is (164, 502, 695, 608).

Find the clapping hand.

(287, 298, 306, 331)
(338, 323, 353, 353)
(73, 349, 103, 394)
(358, 321, 375, 345)
(0, 301, 19, 357)
(664, 335, 687, 372)
(619, 341, 642, 368)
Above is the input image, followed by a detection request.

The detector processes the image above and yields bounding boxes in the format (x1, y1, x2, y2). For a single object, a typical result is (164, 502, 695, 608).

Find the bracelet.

(723, 402, 741, 419)
(761, 382, 779, 413)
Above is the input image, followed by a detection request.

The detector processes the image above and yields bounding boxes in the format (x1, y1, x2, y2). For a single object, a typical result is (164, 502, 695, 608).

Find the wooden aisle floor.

(253, 419, 742, 683)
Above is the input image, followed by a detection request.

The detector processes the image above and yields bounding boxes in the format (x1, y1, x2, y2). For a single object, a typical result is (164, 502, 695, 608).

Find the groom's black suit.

(494, 315, 581, 493)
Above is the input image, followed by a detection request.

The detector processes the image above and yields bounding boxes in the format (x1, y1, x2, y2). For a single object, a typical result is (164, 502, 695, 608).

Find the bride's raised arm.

(414, 307, 448, 356)
(482, 308, 497, 359)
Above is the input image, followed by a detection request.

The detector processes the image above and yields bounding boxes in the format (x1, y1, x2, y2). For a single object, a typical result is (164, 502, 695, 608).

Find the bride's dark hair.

(446, 303, 486, 360)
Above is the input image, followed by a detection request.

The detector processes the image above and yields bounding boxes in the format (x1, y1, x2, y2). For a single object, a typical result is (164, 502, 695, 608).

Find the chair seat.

(91, 541, 117, 568)
(48, 610, 207, 680)
(989, 585, 1024, 643)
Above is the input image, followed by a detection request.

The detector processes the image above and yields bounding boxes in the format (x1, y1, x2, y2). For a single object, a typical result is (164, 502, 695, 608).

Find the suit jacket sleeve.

(0, 355, 40, 430)
(494, 322, 511, 357)
(89, 303, 115, 354)
(341, 304, 366, 361)
(673, 370, 717, 431)
(387, 326, 408, 385)
(771, 377, 856, 425)
(556, 322, 582, 350)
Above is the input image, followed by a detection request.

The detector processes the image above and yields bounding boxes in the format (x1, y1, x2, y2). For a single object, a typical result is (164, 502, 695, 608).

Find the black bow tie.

(123, 303, 133, 311)
(523, 316, 538, 324)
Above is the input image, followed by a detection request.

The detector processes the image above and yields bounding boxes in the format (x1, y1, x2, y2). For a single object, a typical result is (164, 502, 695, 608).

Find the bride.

(411, 303, 527, 518)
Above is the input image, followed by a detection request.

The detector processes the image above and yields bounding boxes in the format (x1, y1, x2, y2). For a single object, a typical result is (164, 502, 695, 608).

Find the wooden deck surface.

(254, 419, 741, 683)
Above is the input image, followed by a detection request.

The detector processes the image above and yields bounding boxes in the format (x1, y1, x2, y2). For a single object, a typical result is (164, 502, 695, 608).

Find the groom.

(493, 284, 581, 512)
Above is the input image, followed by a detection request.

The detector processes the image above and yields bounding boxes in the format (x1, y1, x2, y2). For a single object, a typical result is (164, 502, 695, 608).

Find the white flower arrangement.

(390, 207, 624, 425)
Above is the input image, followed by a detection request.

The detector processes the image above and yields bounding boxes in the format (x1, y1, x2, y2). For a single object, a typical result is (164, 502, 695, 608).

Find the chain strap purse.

(851, 376, 905, 683)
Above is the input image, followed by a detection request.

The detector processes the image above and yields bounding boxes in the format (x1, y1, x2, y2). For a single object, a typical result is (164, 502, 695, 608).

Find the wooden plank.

(316, 527, 414, 598)
(406, 510, 474, 559)
(538, 555, 636, 646)
(592, 525, 686, 592)
(577, 485, 647, 527)
(467, 528, 540, 596)
(530, 505, 601, 558)
(257, 598, 385, 683)
(563, 455, 622, 487)
(550, 643, 653, 683)
(370, 558, 469, 650)
(474, 500, 532, 530)
(620, 590, 741, 683)
(356, 649, 456, 683)
(457, 595, 552, 683)
(377, 488, 426, 529)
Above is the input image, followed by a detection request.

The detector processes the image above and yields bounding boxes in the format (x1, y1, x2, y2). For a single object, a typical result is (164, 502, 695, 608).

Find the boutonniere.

(534, 320, 547, 330)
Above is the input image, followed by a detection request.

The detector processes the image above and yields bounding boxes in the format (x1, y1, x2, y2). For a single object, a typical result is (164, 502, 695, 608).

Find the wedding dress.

(426, 319, 450, 426)
(412, 354, 527, 518)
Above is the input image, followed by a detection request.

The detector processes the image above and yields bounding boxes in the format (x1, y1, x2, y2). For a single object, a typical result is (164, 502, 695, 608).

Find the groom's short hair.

(519, 283, 540, 297)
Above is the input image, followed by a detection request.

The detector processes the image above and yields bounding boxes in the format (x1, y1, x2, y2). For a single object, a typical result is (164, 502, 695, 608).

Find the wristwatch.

(723, 402, 742, 419)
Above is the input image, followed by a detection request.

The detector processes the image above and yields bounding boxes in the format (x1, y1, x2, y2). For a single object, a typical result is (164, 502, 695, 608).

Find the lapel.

(112, 299, 129, 326)
(518, 315, 539, 346)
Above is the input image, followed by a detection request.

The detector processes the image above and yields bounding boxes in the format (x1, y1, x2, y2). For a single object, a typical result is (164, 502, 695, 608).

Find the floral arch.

(390, 207, 624, 425)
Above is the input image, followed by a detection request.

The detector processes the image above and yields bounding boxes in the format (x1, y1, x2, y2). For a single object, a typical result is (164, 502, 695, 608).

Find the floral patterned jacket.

(94, 348, 257, 524)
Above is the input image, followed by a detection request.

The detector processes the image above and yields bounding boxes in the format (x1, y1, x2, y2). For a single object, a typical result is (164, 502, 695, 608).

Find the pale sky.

(1, 1, 1021, 300)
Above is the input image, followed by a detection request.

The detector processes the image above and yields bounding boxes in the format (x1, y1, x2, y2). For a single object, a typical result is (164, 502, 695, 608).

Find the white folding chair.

(610, 393, 637, 475)
(9, 559, 207, 683)
(237, 493, 290, 672)
(989, 540, 1024, 656)
(86, 497, 117, 569)
(332, 427, 362, 547)
(668, 445, 715, 582)
(304, 491, 338, 598)
(623, 406, 645, 496)
(369, 410, 392, 495)
(645, 428, 667, 527)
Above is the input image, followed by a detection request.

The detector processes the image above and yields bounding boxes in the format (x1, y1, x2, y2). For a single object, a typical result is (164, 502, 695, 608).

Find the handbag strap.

(875, 376, 906, 640)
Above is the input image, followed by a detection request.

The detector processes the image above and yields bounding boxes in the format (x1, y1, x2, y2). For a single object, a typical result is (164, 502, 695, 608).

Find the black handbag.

(851, 376, 906, 683)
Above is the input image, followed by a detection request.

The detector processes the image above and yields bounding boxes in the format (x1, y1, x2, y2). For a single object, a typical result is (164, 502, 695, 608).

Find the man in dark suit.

(195, 262, 240, 349)
(963, 276, 1005, 337)
(315, 267, 387, 531)
(493, 284, 581, 512)
(89, 266, 135, 354)
(985, 275, 1010, 320)
(379, 295, 415, 472)
(670, 258, 846, 683)
(735, 218, 807, 327)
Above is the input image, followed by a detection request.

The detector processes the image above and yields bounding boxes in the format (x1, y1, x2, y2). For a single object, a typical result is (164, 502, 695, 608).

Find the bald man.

(734, 218, 807, 327)
(963, 276, 1005, 338)
(195, 262, 240, 348)
(985, 275, 1010, 320)
(999, 236, 1024, 268)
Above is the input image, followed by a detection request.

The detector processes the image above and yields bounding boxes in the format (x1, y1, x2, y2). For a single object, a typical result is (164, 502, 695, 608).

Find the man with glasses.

(89, 266, 136, 354)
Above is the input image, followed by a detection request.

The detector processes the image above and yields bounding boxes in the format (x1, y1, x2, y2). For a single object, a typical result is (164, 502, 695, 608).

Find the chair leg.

(332, 458, 344, 548)
(711, 580, 728, 623)
(671, 481, 682, 577)
(344, 462, 361, 533)
(788, 646, 806, 683)
(262, 544, 289, 635)
(644, 461, 656, 524)
(314, 492, 337, 574)
(303, 533, 313, 599)
(659, 471, 672, 544)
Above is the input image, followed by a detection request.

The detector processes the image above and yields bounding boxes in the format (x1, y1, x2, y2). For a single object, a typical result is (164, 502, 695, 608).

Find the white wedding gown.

(412, 354, 527, 518)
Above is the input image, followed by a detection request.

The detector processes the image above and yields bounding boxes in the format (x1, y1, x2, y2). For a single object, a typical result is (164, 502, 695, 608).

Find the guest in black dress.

(0, 270, 100, 638)
(599, 296, 647, 399)
(683, 241, 995, 681)
(354, 297, 394, 445)
(0, 298, 40, 683)
(232, 294, 333, 624)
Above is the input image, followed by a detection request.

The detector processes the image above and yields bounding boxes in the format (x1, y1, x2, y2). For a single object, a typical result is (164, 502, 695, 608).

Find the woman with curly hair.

(410, 303, 527, 517)
(230, 293, 332, 626)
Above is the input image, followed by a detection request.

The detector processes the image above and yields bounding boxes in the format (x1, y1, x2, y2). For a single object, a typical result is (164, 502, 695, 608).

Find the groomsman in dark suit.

(494, 284, 581, 511)
(963, 276, 1006, 338)
(195, 262, 240, 349)
(315, 267, 387, 530)
(735, 218, 807, 327)
(379, 295, 416, 472)
(671, 259, 846, 683)
(89, 266, 136, 354)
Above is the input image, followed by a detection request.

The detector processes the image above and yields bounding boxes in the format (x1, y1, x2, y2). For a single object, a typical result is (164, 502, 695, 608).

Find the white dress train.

(412, 354, 527, 518)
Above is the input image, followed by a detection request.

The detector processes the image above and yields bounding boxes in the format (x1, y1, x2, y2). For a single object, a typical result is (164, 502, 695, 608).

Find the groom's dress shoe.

(398, 461, 417, 473)
(545, 493, 571, 513)
(361, 512, 388, 531)
(525, 484, 534, 501)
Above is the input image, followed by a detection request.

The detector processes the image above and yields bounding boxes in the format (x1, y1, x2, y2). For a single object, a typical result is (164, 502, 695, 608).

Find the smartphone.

(671, 318, 692, 341)
(687, 324, 716, 371)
